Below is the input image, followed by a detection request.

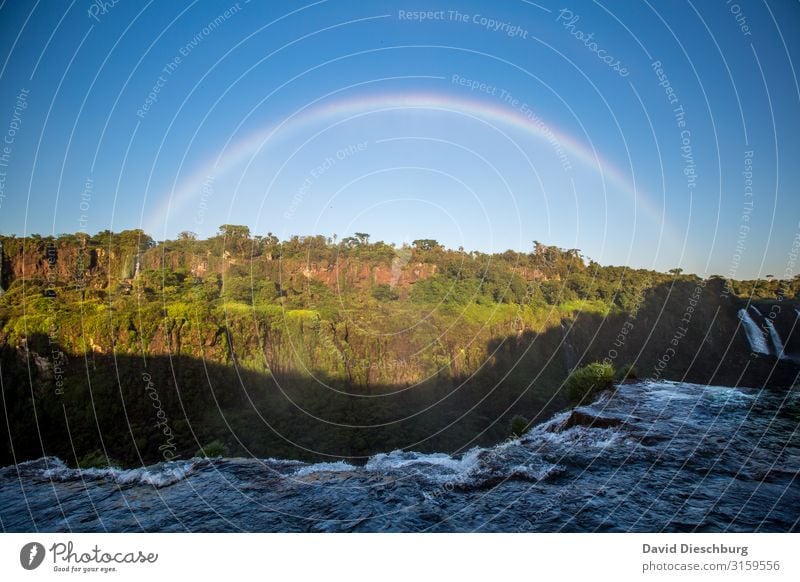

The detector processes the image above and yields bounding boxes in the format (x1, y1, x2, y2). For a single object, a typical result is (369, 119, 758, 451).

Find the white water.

(738, 308, 770, 355)
(292, 460, 356, 477)
(749, 305, 790, 360)
(3, 382, 799, 533)
(763, 317, 787, 360)
(41, 458, 204, 488)
(366, 449, 485, 474)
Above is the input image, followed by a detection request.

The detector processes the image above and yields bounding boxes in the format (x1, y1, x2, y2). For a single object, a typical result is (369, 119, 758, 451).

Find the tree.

(371, 283, 399, 302)
(177, 231, 197, 241)
(116, 229, 154, 251)
(218, 224, 251, 239)
(217, 225, 251, 255)
(539, 280, 574, 305)
(412, 239, 440, 251)
(340, 236, 359, 248)
(566, 273, 594, 300)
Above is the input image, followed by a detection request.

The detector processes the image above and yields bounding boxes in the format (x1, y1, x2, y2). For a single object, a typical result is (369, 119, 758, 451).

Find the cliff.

(0, 230, 797, 467)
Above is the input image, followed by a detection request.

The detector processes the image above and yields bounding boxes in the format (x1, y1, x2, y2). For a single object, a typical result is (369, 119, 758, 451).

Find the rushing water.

(763, 318, 787, 360)
(1, 381, 798, 532)
(738, 308, 771, 355)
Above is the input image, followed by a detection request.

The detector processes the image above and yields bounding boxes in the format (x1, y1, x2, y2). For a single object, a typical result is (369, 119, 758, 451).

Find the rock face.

(559, 278, 800, 388)
(1, 235, 798, 392)
(0, 237, 438, 295)
(549, 408, 626, 433)
(300, 260, 437, 289)
(1, 234, 799, 468)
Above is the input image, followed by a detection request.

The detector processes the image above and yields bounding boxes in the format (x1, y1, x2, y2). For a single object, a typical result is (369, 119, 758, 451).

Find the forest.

(1, 226, 797, 467)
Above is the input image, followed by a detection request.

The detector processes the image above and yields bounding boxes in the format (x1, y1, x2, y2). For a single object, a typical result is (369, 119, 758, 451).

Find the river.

(1, 381, 798, 532)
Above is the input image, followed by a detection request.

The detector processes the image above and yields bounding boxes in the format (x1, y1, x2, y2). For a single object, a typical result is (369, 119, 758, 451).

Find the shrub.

(510, 415, 530, 437)
(371, 283, 399, 301)
(616, 363, 638, 382)
(566, 362, 615, 404)
(78, 450, 121, 468)
(195, 440, 229, 458)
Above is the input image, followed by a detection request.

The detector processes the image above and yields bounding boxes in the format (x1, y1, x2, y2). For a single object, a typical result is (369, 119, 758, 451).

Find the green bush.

(510, 415, 530, 437)
(616, 363, 638, 381)
(195, 440, 229, 458)
(371, 283, 399, 302)
(78, 450, 121, 468)
(566, 362, 615, 404)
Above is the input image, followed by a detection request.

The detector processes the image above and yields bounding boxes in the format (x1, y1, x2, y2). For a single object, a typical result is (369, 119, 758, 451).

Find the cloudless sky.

(0, 0, 798, 278)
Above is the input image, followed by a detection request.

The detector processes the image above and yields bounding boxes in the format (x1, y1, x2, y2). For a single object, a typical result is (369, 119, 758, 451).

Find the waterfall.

(750, 305, 789, 360)
(762, 318, 786, 359)
(560, 321, 578, 371)
(738, 309, 770, 355)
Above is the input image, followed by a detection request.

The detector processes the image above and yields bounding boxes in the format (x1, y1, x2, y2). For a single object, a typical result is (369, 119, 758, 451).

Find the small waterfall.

(738, 309, 770, 355)
(762, 317, 787, 360)
(751, 305, 789, 360)
(560, 321, 578, 371)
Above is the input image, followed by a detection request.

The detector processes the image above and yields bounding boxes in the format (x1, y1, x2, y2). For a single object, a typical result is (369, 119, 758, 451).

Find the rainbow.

(146, 90, 667, 240)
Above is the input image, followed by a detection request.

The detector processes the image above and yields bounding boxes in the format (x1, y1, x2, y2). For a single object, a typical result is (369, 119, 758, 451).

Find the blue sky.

(0, 0, 798, 278)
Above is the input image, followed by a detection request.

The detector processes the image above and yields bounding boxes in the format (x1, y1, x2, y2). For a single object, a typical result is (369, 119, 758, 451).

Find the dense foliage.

(565, 362, 616, 405)
(0, 227, 797, 467)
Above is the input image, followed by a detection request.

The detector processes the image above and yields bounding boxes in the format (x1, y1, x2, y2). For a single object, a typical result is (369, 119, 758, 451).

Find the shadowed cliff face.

(1, 276, 797, 469)
(1, 234, 798, 467)
(565, 278, 800, 387)
(0, 333, 570, 468)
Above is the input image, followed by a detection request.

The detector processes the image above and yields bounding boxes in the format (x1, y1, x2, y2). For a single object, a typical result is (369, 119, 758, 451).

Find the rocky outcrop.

(0, 237, 437, 295)
(549, 408, 626, 432)
(300, 259, 436, 290)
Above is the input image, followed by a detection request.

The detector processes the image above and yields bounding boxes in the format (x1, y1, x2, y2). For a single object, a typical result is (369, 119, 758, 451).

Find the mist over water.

(2, 381, 797, 533)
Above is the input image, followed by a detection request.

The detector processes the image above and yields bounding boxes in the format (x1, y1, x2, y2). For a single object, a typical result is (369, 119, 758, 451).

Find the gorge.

(0, 228, 798, 468)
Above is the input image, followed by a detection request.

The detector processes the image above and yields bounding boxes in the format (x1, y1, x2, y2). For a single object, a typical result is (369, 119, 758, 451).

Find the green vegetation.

(566, 362, 616, 405)
(0, 227, 797, 467)
(77, 451, 122, 469)
(371, 283, 399, 302)
(510, 415, 531, 437)
(196, 440, 229, 458)
(616, 363, 638, 382)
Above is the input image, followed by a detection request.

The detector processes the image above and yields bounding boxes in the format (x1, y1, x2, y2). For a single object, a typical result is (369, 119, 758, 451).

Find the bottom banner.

(1, 533, 796, 581)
